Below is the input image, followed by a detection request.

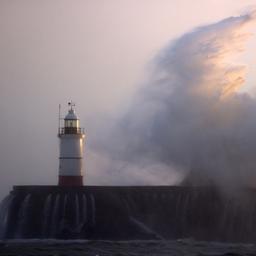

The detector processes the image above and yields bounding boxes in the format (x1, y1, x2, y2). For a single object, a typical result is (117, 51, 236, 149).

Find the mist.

(92, 10, 256, 188)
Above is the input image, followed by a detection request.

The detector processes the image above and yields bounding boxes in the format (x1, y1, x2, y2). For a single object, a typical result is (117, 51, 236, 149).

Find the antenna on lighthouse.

(68, 101, 75, 110)
(58, 104, 61, 135)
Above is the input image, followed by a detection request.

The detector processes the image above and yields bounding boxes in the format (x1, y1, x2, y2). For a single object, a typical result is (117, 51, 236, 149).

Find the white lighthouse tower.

(58, 102, 85, 186)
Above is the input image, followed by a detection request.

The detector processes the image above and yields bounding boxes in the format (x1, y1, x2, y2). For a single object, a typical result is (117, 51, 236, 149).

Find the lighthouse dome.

(65, 109, 78, 120)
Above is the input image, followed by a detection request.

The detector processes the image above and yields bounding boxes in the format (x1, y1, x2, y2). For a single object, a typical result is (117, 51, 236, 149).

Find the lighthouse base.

(58, 176, 83, 186)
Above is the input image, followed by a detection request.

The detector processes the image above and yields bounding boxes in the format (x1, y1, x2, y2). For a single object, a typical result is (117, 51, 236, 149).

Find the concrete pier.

(1, 186, 256, 241)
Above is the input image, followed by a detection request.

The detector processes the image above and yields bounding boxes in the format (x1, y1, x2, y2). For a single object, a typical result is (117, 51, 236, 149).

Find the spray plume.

(93, 11, 256, 188)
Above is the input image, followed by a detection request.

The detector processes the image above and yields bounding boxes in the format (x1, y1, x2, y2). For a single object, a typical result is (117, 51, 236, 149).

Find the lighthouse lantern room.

(58, 102, 85, 186)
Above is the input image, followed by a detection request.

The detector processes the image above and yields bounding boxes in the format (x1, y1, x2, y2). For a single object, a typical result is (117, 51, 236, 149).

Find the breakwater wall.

(0, 186, 256, 241)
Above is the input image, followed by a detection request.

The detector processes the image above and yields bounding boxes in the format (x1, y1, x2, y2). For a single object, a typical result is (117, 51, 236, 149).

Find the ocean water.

(0, 239, 256, 256)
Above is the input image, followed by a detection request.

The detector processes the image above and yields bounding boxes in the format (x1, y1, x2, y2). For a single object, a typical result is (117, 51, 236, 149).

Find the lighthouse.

(58, 102, 85, 186)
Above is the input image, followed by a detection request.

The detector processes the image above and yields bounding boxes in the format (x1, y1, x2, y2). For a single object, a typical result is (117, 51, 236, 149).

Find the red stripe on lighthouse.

(58, 176, 83, 186)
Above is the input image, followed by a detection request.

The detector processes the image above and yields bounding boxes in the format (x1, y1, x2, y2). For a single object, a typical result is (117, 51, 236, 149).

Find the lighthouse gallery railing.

(58, 127, 85, 135)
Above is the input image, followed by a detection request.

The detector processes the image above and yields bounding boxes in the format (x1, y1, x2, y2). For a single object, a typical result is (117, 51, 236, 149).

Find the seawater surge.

(1, 186, 256, 241)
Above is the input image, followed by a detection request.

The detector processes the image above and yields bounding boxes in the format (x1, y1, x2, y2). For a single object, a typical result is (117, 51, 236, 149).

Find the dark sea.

(0, 239, 256, 256)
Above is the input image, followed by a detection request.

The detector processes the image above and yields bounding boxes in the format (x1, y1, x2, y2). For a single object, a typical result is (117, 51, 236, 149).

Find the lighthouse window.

(65, 120, 79, 128)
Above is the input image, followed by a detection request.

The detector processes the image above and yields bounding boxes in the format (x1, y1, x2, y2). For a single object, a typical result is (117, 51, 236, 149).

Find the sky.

(0, 0, 256, 200)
